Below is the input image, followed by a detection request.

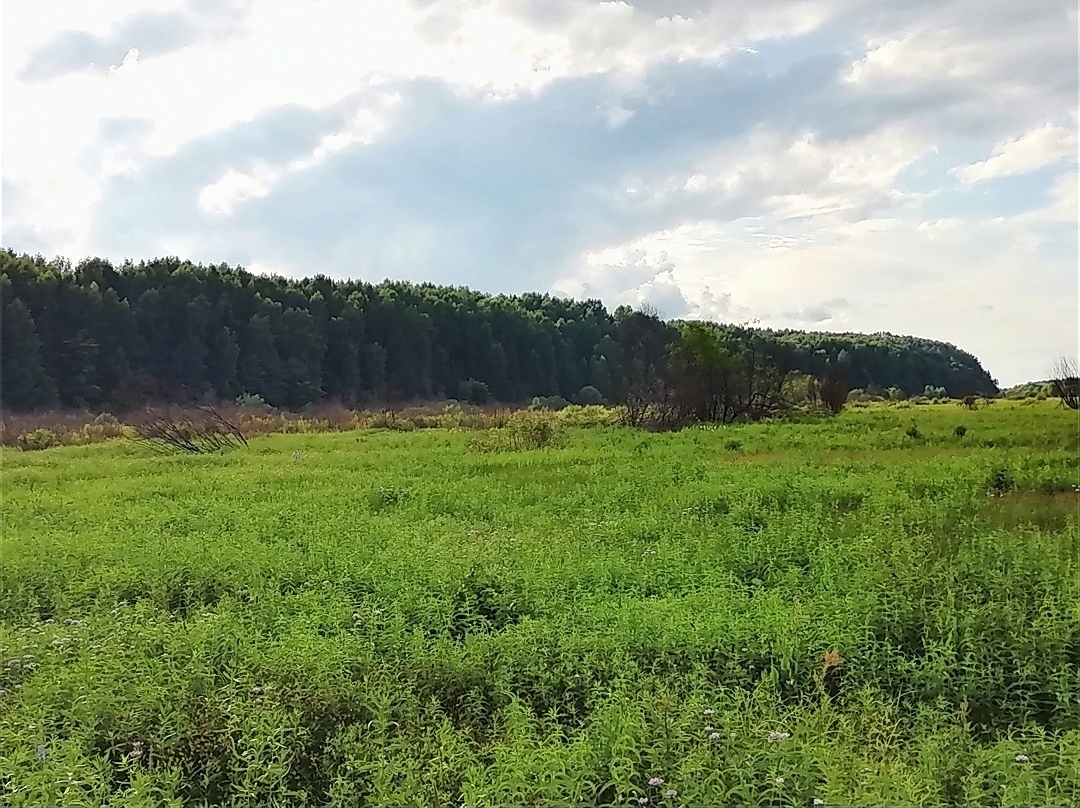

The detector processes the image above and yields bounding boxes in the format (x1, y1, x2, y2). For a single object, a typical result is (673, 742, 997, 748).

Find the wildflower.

(813, 800, 824, 806)
(649, 777, 664, 787)
(709, 732, 721, 740)
(1015, 754, 1029, 762)
(775, 776, 785, 785)
(823, 650, 842, 672)
(638, 798, 649, 805)
(130, 741, 144, 760)
(665, 790, 678, 799)
(36, 744, 46, 761)
(704, 725, 714, 732)
(703, 708, 714, 717)
(768, 731, 791, 742)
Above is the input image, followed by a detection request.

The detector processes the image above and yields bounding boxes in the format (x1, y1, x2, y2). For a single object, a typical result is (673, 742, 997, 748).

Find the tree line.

(1, 250, 999, 413)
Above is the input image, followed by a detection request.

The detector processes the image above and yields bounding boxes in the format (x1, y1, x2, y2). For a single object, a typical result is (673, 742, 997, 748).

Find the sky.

(2, 0, 1077, 386)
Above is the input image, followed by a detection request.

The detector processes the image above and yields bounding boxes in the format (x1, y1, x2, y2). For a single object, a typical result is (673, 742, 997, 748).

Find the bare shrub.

(1050, 357, 1079, 410)
(130, 405, 248, 454)
(819, 364, 850, 415)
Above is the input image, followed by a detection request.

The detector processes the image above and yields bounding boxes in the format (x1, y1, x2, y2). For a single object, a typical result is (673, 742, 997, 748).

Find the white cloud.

(555, 168, 1078, 386)
(198, 169, 274, 215)
(2, 0, 1077, 384)
(955, 123, 1078, 183)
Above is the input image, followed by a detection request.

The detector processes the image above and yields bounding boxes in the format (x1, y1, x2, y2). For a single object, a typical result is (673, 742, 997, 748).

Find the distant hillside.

(768, 328, 999, 397)
(2, 250, 998, 411)
(670, 323, 999, 399)
(1002, 380, 1055, 399)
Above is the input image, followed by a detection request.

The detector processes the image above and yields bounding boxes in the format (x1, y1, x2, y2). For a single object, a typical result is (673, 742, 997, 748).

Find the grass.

(1, 402, 1078, 807)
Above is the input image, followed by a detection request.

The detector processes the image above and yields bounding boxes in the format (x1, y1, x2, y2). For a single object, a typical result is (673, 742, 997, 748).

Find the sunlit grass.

(1, 402, 1078, 806)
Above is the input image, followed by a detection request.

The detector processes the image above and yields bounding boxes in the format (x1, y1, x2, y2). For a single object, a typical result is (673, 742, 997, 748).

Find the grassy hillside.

(1, 402, 1077, 806)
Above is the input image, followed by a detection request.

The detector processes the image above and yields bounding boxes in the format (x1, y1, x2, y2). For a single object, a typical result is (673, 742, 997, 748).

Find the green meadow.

(1, 402, 1078, 807)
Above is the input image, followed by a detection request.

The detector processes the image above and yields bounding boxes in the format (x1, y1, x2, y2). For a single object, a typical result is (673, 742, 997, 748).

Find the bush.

(954, 425, 967, 438)
(16, 427, 61, 451)
(457, 379, 490, 405)
(235, 393, 270, 410)
(987, 466, 1015, 496)
(905, 423, 922, 440)
(529, 395, 570, 412)
(574, 385, 605, 406)
(556, 404, 618, 427)
(468, 411, 565, 452)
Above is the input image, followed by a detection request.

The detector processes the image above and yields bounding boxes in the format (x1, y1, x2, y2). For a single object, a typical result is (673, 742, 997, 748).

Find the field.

(1, 402, 1078, 807)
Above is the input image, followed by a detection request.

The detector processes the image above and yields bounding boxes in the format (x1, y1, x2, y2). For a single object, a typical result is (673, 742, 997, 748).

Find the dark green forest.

(0, 250, 998, 412)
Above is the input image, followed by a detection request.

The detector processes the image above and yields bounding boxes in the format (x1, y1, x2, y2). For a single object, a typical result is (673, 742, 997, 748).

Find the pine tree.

(1, 298, 58, 410)
(208, 326, 241, 400)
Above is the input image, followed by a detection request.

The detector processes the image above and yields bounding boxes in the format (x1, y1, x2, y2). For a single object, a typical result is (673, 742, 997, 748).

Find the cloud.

(638, 271, 692, 318)
(783, 298, 850, 324)
(954, 123, 1079, 184)
(2, 0, 1077, 384)
(16, 1, 249, 81)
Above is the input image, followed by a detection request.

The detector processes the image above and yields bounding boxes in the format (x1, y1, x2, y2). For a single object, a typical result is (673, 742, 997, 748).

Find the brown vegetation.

(1, 401, 617, 451)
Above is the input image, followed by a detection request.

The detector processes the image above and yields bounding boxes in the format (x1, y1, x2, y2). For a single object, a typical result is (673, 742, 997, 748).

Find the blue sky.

(3, 0, 1077, 385)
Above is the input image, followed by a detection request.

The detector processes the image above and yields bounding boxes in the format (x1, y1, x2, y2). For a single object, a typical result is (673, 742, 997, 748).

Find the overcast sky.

(3, 0, 1077, 385)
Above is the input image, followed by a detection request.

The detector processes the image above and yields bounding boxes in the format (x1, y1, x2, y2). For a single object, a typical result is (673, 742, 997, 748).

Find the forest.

(1, 250, 999, 412)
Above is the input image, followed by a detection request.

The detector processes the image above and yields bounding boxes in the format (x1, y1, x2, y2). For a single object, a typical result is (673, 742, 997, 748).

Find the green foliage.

(468, 411, 565, 452)
(457, 379, 491, 405)
(14, 427, 60, 451)
(0, 294, 58, 411)
(574, 385, 606, 406)
(0, 403, 1077, 805)
(1004, 381, 1054, 400)
(987, 466, 1016, 496)
(234, 393, 270, 409)
(529, 395, 571, 411)
(3, 250, 998, 414)
(765, 328, 998, 397)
